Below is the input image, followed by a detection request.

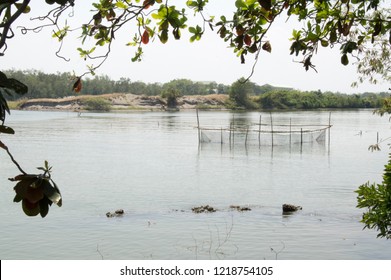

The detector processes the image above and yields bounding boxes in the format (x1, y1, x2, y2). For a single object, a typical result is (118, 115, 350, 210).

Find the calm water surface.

(1, 109, 391, 259)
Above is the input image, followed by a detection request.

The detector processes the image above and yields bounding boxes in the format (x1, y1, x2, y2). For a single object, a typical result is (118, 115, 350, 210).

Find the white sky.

(1, 0, 390, 94)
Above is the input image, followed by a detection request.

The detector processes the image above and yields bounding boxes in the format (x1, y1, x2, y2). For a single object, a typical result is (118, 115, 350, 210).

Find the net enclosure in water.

(196, 112, 332, 147)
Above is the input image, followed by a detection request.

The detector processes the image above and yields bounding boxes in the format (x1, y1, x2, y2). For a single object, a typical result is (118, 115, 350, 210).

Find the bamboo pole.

(245, 126, 249, 147)
(258, 114, 261, 148)
(229, 122, 232, 147)
(221, 127, 223, 145)
(289, 118, 292, 146)
(328, 111, 331, 151)
(232, 113, 235, 146)
(270, 112, 274, 147)
(196, 109, 200, 144)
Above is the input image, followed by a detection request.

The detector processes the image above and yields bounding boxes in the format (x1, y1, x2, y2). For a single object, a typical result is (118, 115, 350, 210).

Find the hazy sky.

(1, 0, 389, 94)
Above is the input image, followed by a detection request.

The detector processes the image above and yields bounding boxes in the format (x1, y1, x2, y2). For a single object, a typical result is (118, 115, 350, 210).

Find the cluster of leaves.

(356, 154, 391, 239)
(216, 0, 276, 65)
(9, 161, 62, 218)
(212, 0, 391, 80)
(374, 95, 391, 117)
(0, 137, 62, 217)
(2, 1, 390, 84)
(285, 0, 391, 79)
(1, 59, 62, 219)
(0, 71, 28, 128)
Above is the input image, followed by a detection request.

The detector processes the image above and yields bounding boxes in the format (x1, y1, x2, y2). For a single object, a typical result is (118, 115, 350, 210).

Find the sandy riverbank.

(15, 93, 229, 111)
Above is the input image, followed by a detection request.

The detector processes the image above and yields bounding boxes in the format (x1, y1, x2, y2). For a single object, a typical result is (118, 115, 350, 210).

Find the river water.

(1, 109, 391, 259)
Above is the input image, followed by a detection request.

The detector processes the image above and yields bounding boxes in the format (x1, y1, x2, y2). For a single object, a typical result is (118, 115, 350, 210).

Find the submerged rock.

(106, 209, 125, 218)
(282, 204, 302, 213)
(229, 205, 252, 212)
(192, 205, 216, 213)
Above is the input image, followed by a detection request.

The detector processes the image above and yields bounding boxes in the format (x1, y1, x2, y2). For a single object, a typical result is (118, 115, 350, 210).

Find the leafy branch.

(1, 69, 61, 218)
(356, 154, 391, 239)
(0, 140, 62, 218)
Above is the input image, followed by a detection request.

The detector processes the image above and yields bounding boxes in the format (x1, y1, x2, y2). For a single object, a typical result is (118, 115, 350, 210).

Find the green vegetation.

(354, 97, 391, 239)
(2, 70, 227, 99)
(356, 155, 391, 239)
(228, 78, 258, 109)
(256, 90, 386, 110)
(161, 86, 181, 109)
(3, 70, 388, 111)
(82, 97, 112, 111)
(2, 1, 390, 84)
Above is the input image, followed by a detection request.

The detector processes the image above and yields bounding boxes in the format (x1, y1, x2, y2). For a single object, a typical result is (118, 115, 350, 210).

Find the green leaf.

(189, 26, 197, 33)
(159, 30, 168, 43)
(115, 1, 128, 9)
(316, 10, 328, 20)
(235, 0, 247, 9)
(321, 40, 329, 47)
(186, 1, 198, 8)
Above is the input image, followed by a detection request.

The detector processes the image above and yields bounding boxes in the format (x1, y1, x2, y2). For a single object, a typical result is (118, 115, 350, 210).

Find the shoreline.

(12, 93, 229, 112)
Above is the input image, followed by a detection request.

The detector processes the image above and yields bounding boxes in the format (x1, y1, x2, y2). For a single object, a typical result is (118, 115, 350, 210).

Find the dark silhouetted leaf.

(262, 41, 272, 53)
(0, 125, 15, 134)
(13, 193, 23, 203)
(6, 78, 28, 95)
(39, 197, 50, 218)
(341, 54, 349, 65)
(258, 0, 272, 11)
(22, 199, 40, 217)
(72, 77, 82, 93)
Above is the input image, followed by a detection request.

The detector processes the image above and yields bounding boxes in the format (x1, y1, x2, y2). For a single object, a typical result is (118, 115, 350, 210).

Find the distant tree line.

(256, 90, 387, 109)
(228, 78, 389, 110)
(3, 69, 230, 99)
(4, 70, 389, 110)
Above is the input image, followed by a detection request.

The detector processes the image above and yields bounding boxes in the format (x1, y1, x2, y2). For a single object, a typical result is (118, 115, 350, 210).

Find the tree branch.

(0, 0, 30, 54)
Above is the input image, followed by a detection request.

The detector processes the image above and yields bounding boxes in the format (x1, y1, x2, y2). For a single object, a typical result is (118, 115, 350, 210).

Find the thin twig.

(0, 140, 27, 175)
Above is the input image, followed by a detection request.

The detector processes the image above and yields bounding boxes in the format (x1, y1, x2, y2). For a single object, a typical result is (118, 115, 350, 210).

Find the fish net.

(199, 126, 328, 146)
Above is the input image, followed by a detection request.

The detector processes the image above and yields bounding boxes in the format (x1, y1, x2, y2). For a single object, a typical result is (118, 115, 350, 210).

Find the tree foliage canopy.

(0, 0, 390, 83)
